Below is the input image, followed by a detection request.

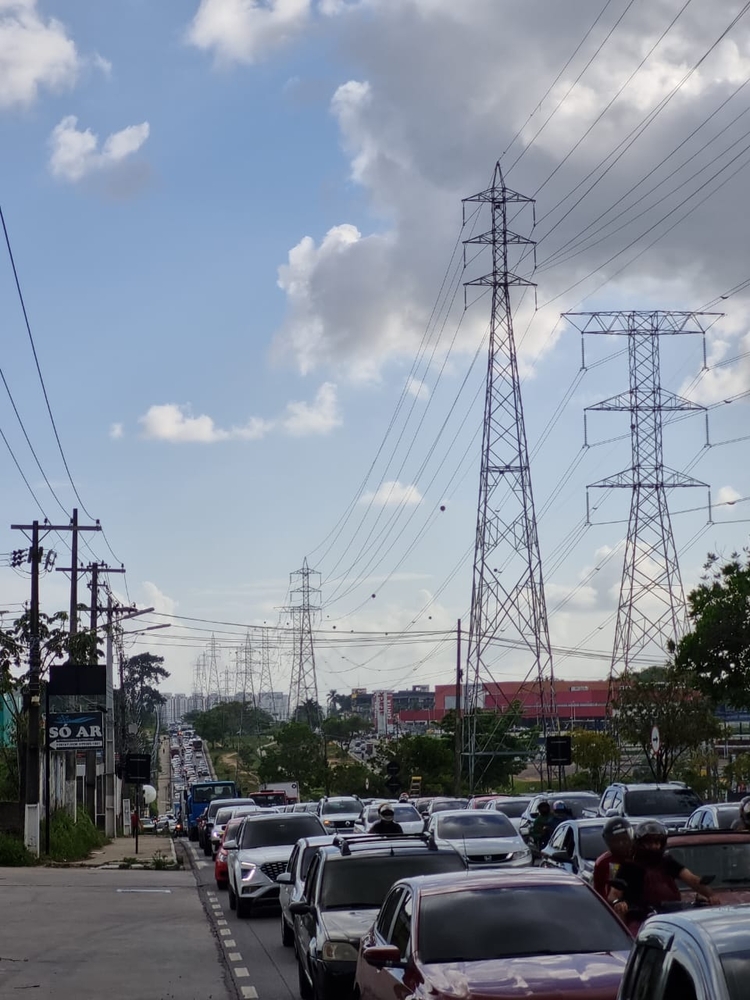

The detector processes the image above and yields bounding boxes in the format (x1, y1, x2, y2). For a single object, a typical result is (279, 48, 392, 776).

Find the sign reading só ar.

(48, 712, 104, 750)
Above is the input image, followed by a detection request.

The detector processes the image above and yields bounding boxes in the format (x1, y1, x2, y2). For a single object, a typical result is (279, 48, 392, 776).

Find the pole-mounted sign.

(48, 712, 104, 751)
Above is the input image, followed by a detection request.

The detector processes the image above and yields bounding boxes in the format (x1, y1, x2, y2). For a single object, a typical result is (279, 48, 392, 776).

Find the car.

(666, 828, 750, 905)
(540, 818, 610, 883)
(356, 868, 633, 1000)
(519, 792, 601, 841)
(277, 835, 336, 946)
(683, 803, 740, 831)
(214, 817, 245, 890)
(617, 904, 750, 1000)
(424, 797, 469, 820)
(427, 809, 532, 868)
(355, 802, 424, 835)
(293, 802, 320, 814)
(291, 835, 467, 1000)
(316, 796, 363, 833)
(483, 794, 534, 831)
(415, 797, 433, 819)
(202, 797, 260, 855)
(227, 813, 326, 917)
(209, 804, 262, 856)
(589, 782, 703, 832)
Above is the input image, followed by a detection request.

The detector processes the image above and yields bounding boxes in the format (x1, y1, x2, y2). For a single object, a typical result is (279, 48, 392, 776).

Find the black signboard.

(546, 735, 572, 766)
(48, 663, 106, 697)
(48, 712, 104, 750)
(385, 776, 402, 794)
(385, 761, 400, 777)
(125, 753, 151, 784)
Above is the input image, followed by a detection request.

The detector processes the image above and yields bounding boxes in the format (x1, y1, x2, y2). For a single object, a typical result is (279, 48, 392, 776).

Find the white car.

(317, 796, 363, 833)
(227, 813, 326, 918)
(355, 802, 425, 835)
(483, 795, 534, 832)
(427, 809, 533, 868)
(276, 834, 335, 946)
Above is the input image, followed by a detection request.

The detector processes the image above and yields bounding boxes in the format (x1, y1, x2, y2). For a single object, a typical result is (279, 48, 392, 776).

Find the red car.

(214, 818, 244, 890)
(356, 868, 632, 1000)
(668, 828, 750, 905)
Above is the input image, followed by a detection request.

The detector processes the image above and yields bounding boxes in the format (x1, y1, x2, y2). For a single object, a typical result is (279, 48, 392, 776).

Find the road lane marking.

(224, 939, 236, 948)
(235, 968, 249, 978)
(240, 988, 258, 999)
(228, 953, 242, 962)
(217, 919, 228, 926)
(116, 889, 172, 894)
(219, 929, 231, 936)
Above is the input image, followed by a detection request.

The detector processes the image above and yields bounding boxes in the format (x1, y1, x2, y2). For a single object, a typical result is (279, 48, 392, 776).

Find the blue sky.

(1, 0, 749, 700)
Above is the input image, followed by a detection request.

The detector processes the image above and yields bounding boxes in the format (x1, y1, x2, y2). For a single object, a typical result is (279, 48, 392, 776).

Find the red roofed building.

(428, 679, 611, 727)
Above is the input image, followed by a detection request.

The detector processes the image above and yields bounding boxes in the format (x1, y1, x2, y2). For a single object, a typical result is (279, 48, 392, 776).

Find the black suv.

(290, 835, 466, 1000)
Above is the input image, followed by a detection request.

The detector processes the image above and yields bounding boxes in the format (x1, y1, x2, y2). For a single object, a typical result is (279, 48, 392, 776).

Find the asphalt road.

(186, 839, 300, 1000)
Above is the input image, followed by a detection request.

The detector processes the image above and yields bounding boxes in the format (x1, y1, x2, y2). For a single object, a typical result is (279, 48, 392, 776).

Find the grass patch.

(0, 832, 36, 866)
(42, 810, 108, 862)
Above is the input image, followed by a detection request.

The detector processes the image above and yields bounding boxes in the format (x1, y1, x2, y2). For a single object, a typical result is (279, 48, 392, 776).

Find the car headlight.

(510, 850, 531, 860)
(321, 941, 359, 962)
(323, 819, 333, 826)
(240, 864, 258, 881)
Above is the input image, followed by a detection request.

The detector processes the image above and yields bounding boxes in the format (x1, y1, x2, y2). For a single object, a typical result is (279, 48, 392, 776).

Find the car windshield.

(668, 841, 750, 889)
(720, 949, 750, 1000)
(366, 805, 421, 823)
(321, 853, 464, 909)
(624, 788, 702, 817)
(321, 799, 361, 815)
(418, 885, 631, 964)
(579, 827, 608, 861)
(438, 813, 516, 839)
(491, 800, 529, 818)
(431, 799, 469, 813)
(240, 817, 322, 849)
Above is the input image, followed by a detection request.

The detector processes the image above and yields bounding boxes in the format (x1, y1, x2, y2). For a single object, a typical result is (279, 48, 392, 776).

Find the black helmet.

(634, 820, 668, 845)
(603, 817, 632, 844)
(740, 796, 750, 822)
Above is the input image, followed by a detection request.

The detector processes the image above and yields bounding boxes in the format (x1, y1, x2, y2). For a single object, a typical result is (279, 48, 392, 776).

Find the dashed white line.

(235, 968, 249, 978)
(228, 952, 242, 962)
(223, 939, 237, 948)
(219, 928, 231, 936)
(217, 919, 228, 926)
(241, 987, 258, 998)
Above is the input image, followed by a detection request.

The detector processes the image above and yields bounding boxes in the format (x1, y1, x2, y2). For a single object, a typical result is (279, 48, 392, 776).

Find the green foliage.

(0, 832, 36, 866)
(329, 760, 384, 797)
(613, 667, 720, 782)
(293, 699, 324, 729)
(376, 733, 454, 796)
(724, 751, 750, 790)
(257, 721, 325, 796)
(43, 810, 108, 862)
(672, 550, 750, 709)
(571, 730, 619, 792)
(185, 701, 274, 748)
(322, 714, 372, 753)
(441, 707, 532, 792)
(122, 653, 170, 719)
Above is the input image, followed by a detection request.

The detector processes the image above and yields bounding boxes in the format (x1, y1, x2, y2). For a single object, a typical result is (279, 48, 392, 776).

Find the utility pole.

(285, 559, 321, 725)
(462, 162, 557, 793)
(566, 311, 714, 702)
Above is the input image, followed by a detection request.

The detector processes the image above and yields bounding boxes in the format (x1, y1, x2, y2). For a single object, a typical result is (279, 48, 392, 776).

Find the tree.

(329, 760, 384, 798)
(293, 699, 324, 729)
(257, 722, 325, 796)
(672, 550, 750, 709)
(185, 701, 274, 748)
(571, 730, 619, 793)
(122, 653, 169, 725)
(613, 667, 720, 782)
(322, 714, 372, 753)
(440, 707, 533, 792)
(376, 734, 454, 795)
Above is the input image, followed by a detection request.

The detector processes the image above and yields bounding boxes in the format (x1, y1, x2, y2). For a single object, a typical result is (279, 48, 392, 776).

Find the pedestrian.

(131, 809, 140, 837)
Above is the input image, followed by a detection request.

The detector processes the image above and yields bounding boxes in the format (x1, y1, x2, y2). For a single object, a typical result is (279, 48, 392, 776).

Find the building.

(434, 679, 610, 729)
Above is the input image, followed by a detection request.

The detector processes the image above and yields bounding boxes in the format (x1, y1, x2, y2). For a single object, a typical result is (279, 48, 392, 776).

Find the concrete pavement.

(0, 866, 235, 1000)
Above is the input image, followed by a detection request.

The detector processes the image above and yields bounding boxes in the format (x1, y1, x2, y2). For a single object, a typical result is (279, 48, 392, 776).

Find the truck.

(254, 781, 300, 806)
(184, 779, 238, 841)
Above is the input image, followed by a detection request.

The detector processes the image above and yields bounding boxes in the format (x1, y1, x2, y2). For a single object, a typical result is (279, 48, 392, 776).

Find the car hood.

(235, 845, 293, 865)
(321, 814, 361, 826)
(420, 952, 629, 1000)
(320, 909, 377, 943)
(682, 887, 750, 906)
(440, 836, 526, 855)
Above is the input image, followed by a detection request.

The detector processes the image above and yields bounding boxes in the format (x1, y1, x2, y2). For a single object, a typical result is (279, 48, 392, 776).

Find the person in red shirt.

(593, 816, 633, 900)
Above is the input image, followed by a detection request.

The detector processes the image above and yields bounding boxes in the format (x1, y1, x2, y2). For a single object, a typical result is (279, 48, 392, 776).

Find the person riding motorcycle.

(730, 796, 750, 831)
(369, 803, 404, 836)
(530, 800, 559, 850)
(552, 799, 573, 821)
(593, 817, 633, 900)
(608, 820, 717, 930)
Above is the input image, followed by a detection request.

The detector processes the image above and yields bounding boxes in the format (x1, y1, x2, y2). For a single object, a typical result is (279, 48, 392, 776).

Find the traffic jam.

(170, 727, 750, 1000)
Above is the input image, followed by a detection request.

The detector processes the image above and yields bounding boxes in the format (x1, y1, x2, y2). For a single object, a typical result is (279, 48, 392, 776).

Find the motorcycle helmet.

(634, 820, 668, 865)
(740, 796, 750, 826)
(552, 800, 568, 814)
(603, 816, 632, 845)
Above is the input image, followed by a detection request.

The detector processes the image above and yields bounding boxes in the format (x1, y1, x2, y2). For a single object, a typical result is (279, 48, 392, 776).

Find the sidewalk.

(66, 833, 179, 868)
(0, 865, 234, 999)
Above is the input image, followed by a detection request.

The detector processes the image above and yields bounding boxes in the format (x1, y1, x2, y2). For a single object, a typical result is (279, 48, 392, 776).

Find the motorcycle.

(608, 875, 715, 936)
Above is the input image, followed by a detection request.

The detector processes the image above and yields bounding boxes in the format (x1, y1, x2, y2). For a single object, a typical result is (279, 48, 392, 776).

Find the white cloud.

(281, 381, 342, 436)
(405, 377, 429, 400)
(109, 422, 124, 440)
(0, 0, 79, 108)
(717, 485, 742, 505)
(48, 116, 150, 183)
(92, 52, 112, 76)
(186, 0, 311, 66)
(141, 581, 178, 617)
(360, 481, 423, 507)
(138, 383, 341, 443)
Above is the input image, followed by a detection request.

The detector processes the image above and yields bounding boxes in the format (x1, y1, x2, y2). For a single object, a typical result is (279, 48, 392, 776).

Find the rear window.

(215, 807, 234, 825)
(437, 813, 516, 839)
(720, 950, 750, 1000)
(624, 788, 702, 817)
(321, 852, 464, 909)
(240, 817, 323, 849)
(418, 885, 631, 964)
(366, 805, 422, 824)
(431, 799, 469, 814)
(491, 801, 529, 818)
(716, 808, 740, 830)
(541, 796, 599, 818)
(668, 841, 750, 890)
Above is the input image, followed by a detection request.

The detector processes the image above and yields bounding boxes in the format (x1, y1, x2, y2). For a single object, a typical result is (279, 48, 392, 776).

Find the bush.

(43, 810, 108, 862)
(0, 832, 36, 866)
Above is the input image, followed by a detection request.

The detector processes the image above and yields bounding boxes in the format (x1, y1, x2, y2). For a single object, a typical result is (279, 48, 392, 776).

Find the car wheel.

(228, 884, 237, 911)
(203, 841, 212, 857)
(236, 896, 251, 919)
(216, 880, 227, 891)
(188, 828, 198, 842)
(297, 956, 313, 1000)
(281, 913, 294, 947)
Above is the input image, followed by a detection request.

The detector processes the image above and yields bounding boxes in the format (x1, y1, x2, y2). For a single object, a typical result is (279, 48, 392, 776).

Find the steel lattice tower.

(192, 653, 207, 711)
(566, 311, 714, 688)
(206, 635, 223, 706)
(463, 162, 557, 789)
(257, 628, 279, 718)
(287, 558, 321, 724)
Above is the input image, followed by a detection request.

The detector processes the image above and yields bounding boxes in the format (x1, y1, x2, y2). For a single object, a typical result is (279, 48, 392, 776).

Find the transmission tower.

(206, 635, 223, 706)
(192, 653, 207, 711)
(240, 634, 257, 708)
(462, 162, 557, 791)
(256, 628, 277, 718)
(286, 558, 321, 725)
(567, 310, 714, 689)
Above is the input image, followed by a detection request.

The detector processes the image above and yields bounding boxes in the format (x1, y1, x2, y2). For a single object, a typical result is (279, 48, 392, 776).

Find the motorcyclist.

(552, 799, 573, 821)
(369, 803, 404, 836)
(530, 800, 558, 849)
(608, 820, 718, 928)
(730, 796, 750, 831)
(398, 792, 410, 804)
(593, 817, 633, 900)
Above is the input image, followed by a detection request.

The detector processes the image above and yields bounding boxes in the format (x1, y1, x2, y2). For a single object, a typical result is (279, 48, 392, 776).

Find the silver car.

(427, 809, 533, 868)
(317, 796, 363, 833)
(276, 835, 335, 946)
(209, 804, 261, 856)
(227, 813, 326, 917)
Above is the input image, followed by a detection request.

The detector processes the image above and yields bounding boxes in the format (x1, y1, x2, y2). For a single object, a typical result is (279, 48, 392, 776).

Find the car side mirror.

(362, 946, 406, 969)
(276, 871, 293, 885)
(605, 808, 620, 817)
(549, 850, 571, 864)
(289, 900, 313, 916)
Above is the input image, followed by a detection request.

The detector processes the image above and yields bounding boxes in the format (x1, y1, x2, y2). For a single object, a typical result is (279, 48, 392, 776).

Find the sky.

(0, 0, 749, 703)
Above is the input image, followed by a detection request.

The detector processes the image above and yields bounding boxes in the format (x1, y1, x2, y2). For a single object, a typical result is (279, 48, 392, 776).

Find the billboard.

(47, 712, 104, 751)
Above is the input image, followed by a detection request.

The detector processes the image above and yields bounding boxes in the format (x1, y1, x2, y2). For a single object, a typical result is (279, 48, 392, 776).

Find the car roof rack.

(330, 832, 437, 855)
